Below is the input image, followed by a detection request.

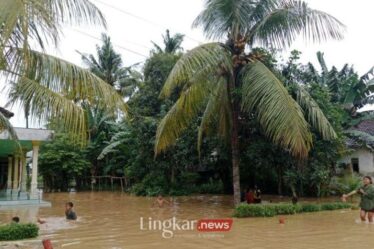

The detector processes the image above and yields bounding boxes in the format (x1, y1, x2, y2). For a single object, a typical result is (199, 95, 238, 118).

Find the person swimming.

(65, 202, 77, 220)
(342, 176, 374, 222)
(152, 194, 171, 208)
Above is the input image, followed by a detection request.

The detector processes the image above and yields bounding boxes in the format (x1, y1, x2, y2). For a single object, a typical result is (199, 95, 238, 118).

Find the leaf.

(160, 42, 232, 98)
(241, 60, 312, 157)
(250, 0, 345, 49)
(296, 86, 337, 140)
(0, 111, 18, 140)
(198, 77, 231, 152)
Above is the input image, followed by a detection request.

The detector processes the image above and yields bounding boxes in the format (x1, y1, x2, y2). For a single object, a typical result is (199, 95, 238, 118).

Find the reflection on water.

(0, 192, 374, 249)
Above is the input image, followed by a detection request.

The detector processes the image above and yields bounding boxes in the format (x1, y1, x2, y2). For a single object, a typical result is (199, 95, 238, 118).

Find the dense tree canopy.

(154, 0, 345, 204)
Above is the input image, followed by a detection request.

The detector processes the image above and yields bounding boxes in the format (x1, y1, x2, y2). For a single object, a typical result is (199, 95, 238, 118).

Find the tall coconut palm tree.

(154, 0, 345, 205)
(79, 33, 142, 98)
(80, 34, 123, 87)
(1, 0, 127, 141)
(151, 29, 185, 54)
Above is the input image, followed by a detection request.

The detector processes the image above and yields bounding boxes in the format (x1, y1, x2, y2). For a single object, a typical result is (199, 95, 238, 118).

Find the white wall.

(339, 148, 374, 174)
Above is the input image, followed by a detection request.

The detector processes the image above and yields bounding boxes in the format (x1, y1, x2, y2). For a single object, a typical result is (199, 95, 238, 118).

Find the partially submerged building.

(339, 120, 374, 174)
(0, 107, 53, 206)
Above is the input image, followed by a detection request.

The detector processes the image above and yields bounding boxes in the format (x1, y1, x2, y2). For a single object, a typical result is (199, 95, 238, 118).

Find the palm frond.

(6, 49, 127, 114)
(296, 86, 337, 139)
(0, 0, 106, 49)
(250, 0, 345, 49)
(241, 60, 312, 157)
(192, 0, 255, 40)
(198, 77, 231, 152)
(47, 0, 106, 27)
(155, 75, 215, 155)
(160, 42, 232, 98)
(7, 76, 88, 142)
(0, 111, 18, 140)
(97, 130, 129, 160)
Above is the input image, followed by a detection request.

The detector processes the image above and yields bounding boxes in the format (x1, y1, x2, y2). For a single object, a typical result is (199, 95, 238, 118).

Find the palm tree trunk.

(228, 71, 241, 206)
(231, 104, 241, 205)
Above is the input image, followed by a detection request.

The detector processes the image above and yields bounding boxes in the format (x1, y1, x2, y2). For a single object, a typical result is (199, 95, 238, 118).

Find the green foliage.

(151, 29, 185, 54)
(320, 202, 352, 210)
(300, 203, 321, 212)
(329, 174, 362, 195)
(39, 134, 90, 191)
(2, 0, 126, 143)
(233, 202, 352, 218)
(234, 204, 276, 218)
(273, 203, 302, 215)
(155, 0, 344, 205)
(80, 33, 141, 97)
(195, 179, 224, 194)
(130, 171, 169, 196)
(0, 223, 39, 241)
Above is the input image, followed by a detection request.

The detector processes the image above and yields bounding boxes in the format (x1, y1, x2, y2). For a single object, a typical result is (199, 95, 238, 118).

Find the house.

(0, 107, 53, 206)
(339, 120, 374, 174)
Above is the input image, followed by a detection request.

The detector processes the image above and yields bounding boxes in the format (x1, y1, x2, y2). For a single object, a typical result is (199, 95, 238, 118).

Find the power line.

(91, 0, 203, 44)
(69, 28, 148, 58)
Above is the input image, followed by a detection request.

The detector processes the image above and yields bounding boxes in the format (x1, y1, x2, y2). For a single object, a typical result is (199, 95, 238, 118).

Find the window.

(351, 158, 359, 173)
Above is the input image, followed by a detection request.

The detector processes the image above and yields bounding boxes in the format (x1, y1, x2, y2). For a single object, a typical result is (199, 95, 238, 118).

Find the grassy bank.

(233, 202, 353, 218)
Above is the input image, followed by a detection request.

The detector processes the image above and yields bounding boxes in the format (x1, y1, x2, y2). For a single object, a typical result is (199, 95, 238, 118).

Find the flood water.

(1, 192, 374, 249)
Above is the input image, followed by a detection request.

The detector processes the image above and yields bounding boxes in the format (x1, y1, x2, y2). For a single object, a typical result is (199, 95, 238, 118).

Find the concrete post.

(31, 141, 40, 198)
(13, 156, 19, 191)
(6, 156, 13, 195)
(21, 152, 27, 192)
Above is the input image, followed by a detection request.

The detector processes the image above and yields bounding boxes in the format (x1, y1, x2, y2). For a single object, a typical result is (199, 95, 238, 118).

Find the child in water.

(152, 194, 171, 208)
(342, 176, 374, 222)
(65, 202, 77, 220)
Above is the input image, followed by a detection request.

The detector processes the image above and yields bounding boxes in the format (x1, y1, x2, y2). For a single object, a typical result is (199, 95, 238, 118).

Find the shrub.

(300, 203, 321, 212)
(0, 223, 39, 241)
(179, 172, 200, 186)
(320, 202, 352, 210)
(329, 174, 361, 195)
(233, 202, 353, 218)
(196, 179, 224, 194)
(273, 203, 301, 215)
(234, 204, 276, 217)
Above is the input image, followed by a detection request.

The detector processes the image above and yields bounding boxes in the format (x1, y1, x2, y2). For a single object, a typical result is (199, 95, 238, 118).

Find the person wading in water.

(342, 176, 374, 223)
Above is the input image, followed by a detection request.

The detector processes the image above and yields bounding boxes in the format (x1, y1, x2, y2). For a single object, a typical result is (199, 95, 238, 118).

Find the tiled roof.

(346, 120, 374, 150)
(351, 120, 374, 136)
(0, 107, 14, 118)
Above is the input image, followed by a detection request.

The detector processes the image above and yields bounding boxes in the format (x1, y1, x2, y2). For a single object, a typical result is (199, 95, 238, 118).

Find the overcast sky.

(1, 0, 373, 128)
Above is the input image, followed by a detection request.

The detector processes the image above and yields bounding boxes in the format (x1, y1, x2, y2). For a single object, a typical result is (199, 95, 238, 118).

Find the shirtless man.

(152, 194, 171, 208)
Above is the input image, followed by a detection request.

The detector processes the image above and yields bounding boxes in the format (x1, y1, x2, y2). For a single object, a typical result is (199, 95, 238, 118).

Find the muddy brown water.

(0, 192, 373, 249)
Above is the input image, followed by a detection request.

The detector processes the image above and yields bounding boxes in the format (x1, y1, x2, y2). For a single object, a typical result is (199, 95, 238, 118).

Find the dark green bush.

(234, 204, 276, 217)
(320, 202, 352, 210)
(195, 179, 224, 194)
(234, 202, 353, 218)
(0, 223, 39, 241)
(273, 203, 301, 215)
(300, 203, 321, 212)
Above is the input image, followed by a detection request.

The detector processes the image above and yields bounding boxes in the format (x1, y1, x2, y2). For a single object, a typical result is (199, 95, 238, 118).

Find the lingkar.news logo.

(140, 217, 233, 238)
